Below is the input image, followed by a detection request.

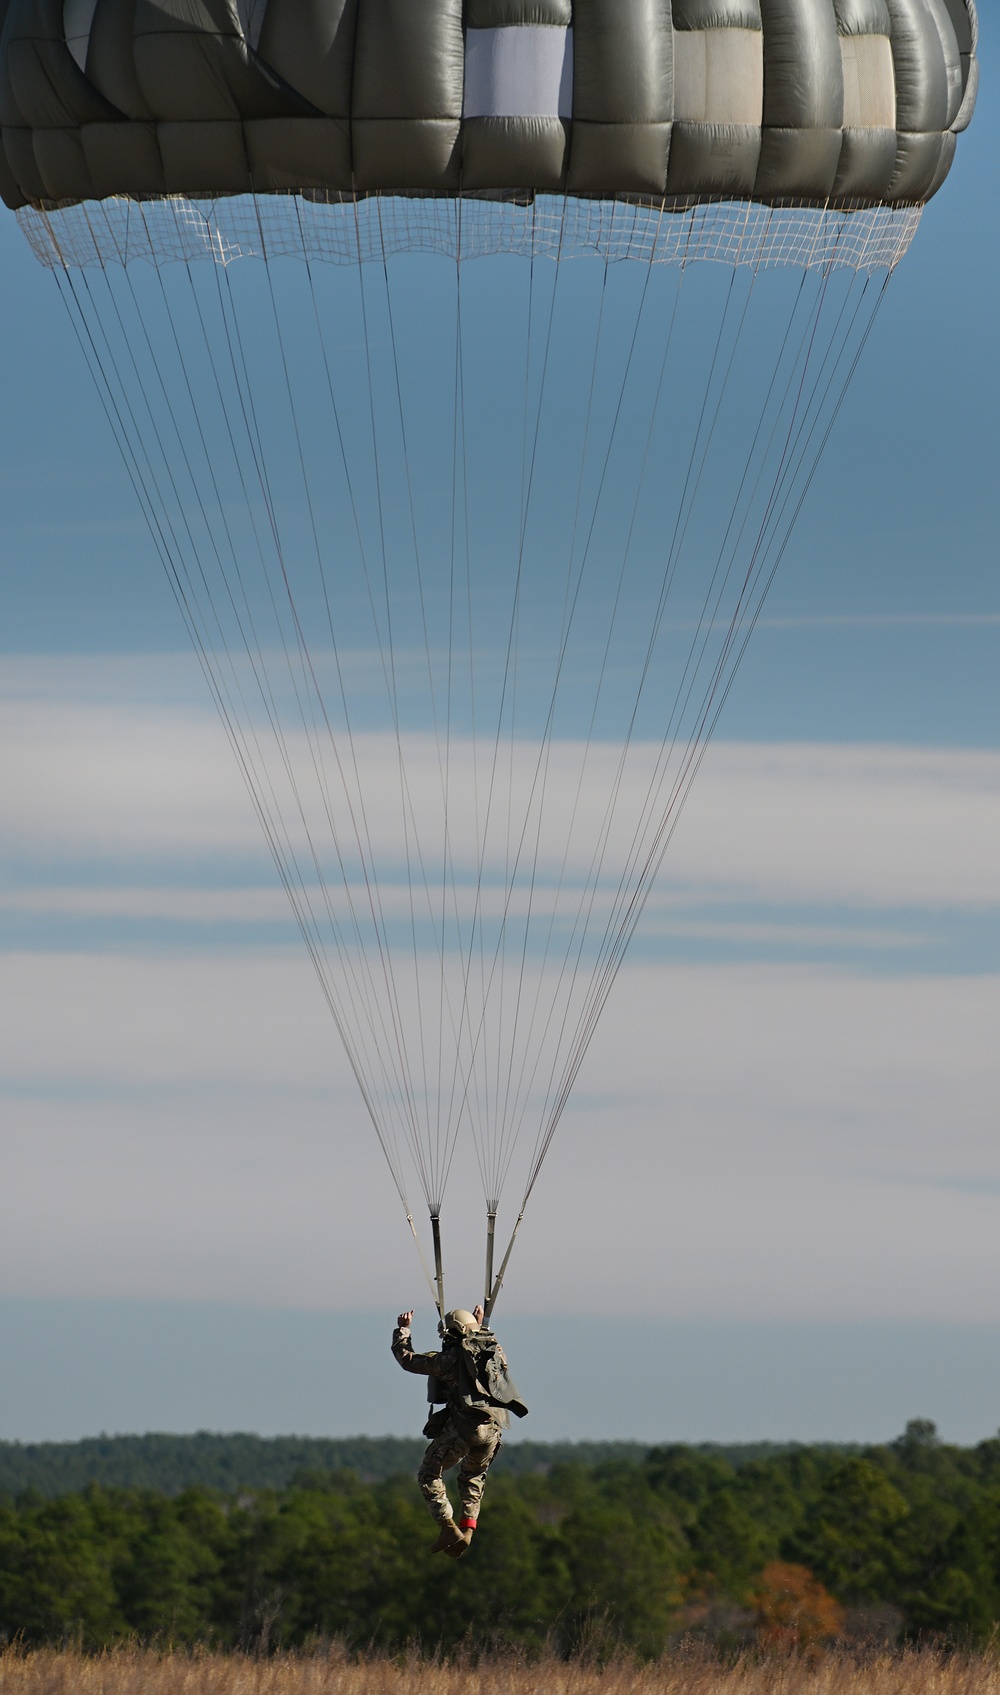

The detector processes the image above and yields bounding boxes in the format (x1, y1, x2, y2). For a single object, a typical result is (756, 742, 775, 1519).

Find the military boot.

(446, 1517, 476, 1558)
(430, 1519, 465, 1555)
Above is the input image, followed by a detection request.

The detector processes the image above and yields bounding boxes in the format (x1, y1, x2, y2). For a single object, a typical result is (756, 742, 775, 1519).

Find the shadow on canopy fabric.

(0, 0, 978, 209)
(0, 0, 979, 1322)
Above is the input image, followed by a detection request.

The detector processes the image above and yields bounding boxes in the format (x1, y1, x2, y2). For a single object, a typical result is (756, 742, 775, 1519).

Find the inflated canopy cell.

(0, 0, 979, 218)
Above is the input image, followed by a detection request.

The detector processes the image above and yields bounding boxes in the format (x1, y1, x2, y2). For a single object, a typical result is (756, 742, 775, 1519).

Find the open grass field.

(1, 1651, 999, 1695)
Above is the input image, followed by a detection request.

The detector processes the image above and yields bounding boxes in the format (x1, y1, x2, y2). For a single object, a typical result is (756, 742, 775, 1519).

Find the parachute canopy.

(0, 0, 978, 212)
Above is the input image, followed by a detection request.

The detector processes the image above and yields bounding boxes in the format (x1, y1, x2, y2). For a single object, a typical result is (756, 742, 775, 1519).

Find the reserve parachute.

(0, 0, 978, 1317)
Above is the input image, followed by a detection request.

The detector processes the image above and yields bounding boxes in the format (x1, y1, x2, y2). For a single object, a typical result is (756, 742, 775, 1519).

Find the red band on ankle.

(459, 1518, 477, 1530)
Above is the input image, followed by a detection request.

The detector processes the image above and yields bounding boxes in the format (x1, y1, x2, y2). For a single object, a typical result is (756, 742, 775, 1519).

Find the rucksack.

(455, 1331, 529, 1419)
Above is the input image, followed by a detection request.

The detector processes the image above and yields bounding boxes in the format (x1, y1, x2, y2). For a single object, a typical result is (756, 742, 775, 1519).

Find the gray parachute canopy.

(0, 0, 979, 212)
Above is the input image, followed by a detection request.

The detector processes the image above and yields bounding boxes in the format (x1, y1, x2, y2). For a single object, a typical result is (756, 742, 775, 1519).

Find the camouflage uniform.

(392, 1323, 505, 1526)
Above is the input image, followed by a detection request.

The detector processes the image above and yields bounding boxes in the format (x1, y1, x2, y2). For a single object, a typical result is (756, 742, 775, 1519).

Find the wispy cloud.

(1, 949, 998, 1322)
(0, 888, 930, 952)
(758, 612, 1000, 630)
(649, 916, 926, 951)
(672, 742, 1000, 910)
(4, 674, 999, 915)
(0, 885, 293, 924)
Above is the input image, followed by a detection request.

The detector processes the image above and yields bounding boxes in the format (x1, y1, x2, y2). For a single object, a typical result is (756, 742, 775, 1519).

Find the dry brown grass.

(1, 1648, 999, 1695)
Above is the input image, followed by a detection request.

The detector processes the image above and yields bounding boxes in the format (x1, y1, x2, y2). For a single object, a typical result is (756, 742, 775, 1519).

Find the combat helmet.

(442, 1309, 480, 1338)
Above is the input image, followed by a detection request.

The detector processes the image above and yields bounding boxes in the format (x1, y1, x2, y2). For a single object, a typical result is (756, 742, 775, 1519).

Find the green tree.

(786, 1458, 910, 1601)
(0, 1490, 128, 1645)
(560, 1498, 685, 1657)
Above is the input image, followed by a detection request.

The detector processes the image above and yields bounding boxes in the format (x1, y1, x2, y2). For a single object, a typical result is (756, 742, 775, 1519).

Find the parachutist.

(392, 1304, 527, 1558)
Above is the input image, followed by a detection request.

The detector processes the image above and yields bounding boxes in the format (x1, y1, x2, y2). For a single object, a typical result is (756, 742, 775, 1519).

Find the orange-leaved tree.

(748, 1561, 844, 1654)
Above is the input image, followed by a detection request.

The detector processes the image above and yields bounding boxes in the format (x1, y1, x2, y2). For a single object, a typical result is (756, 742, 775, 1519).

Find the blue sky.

(0, 25, 998, 1445)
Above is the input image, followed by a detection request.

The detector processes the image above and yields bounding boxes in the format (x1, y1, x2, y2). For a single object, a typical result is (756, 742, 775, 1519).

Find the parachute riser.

(484, 1208, 525, 1324)
(430, 1212, 445, 1324)
(484, 1210, 496, 1318)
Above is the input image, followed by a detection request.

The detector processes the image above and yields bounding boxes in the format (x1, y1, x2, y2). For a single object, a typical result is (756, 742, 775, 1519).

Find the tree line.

(0, 1432, 822, 1497)
(0, 1421, 997, 1653)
